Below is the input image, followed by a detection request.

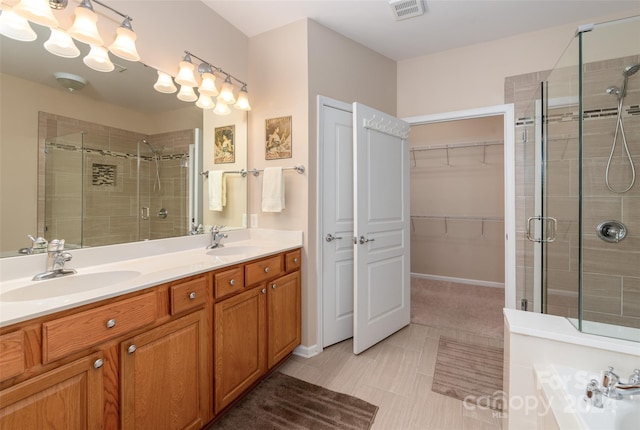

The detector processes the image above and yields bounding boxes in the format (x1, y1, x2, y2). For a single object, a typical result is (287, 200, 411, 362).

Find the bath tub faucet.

(32, 239, 77, 281)
(207, 226, 227, 249)
(602, 367, 640, 399)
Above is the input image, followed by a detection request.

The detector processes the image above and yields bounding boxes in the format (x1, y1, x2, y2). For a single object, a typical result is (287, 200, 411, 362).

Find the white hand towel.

(262, 167, 285, 212)
(208, 171, 226, 211)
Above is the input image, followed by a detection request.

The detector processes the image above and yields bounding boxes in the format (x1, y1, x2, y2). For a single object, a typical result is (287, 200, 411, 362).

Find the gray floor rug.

(432, 336, 505, 411)
(209, 372, 378, 429)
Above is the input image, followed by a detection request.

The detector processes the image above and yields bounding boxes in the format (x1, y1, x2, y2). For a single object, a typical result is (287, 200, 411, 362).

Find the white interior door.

(352, 103, 411, 355)
(321, 101, 355, 347)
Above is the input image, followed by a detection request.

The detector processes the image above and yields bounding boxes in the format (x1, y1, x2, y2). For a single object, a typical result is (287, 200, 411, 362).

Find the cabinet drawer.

(245, 255, 283, 286)
(170, 276, 208, 315)
(42, 292, 157, 363)
(214, 266, 244, 299)
(285, 249, 301, 272)
(0, 331, 25, 381)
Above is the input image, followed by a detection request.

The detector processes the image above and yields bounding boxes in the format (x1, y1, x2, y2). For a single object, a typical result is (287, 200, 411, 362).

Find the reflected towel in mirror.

(262, 167, 285, 212)
(208, 171, 226, 211)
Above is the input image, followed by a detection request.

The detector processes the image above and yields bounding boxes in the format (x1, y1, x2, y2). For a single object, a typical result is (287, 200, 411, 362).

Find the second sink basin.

(1, 270, 142, 302)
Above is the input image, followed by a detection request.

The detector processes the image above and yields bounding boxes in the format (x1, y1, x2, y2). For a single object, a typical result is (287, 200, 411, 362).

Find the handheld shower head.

(623, 63, 640, 77)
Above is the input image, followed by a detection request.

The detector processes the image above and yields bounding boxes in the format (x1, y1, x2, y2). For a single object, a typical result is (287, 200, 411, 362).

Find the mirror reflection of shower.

(605, 63, 639, 193)
(141, 139, 162, 191)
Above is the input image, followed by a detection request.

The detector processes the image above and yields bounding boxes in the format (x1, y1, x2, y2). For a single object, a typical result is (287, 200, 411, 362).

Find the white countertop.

(0, 229, 303, 328)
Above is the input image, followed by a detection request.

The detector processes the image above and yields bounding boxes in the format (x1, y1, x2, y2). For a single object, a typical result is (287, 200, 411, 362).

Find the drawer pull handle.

(272, 283, 277, 289)
(261, 288, 266, 294)
(294, 257, 299, 263)
(128, 345, 137, 354)
(229, 279, 235, 286)
(94, 359, 104, 369)
(106, 319, 116, 329)
(189, 291, 196, 300)
(264, 267, 270, 273)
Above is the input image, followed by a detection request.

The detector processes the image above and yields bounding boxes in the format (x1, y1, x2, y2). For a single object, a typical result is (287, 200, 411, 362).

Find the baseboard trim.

(411, 272, 504, 289)
(293, 344, 320, 358)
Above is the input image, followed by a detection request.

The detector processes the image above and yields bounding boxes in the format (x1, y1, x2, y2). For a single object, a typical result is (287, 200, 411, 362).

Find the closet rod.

(410, 215, 504, 222)
(410, 140, 503, 152)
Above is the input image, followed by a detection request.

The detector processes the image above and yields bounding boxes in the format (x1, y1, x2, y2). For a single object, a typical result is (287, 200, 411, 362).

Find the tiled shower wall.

(506, 54, 640, 329)
(39, 113, 191, 247)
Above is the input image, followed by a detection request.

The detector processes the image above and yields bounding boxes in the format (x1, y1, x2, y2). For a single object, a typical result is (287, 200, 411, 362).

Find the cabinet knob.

(189, 291, 196, 300)
(294, 257, 299, 263)
(264, 266, 270, 273)
(106, 319, 116, 329)
(229, 279, 235, 286)
(94, 359, 104, 369)
(128, 344, 137, 354)
(271, 283, 277, 289)
(261, 288, 266, 294)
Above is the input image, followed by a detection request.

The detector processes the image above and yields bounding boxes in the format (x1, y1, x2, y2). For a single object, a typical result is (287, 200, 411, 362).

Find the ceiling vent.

(388, 0, 425, 21)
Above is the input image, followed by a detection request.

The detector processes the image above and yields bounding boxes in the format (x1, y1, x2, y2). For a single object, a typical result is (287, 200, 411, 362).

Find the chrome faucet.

(601, 367, 640, 399)
(32, 239, 77, 281)
(206, 226, 227, 249)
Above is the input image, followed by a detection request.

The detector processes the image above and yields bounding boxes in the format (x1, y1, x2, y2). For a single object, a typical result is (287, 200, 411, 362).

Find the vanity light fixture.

(83, 44, 114, 72)
(44, 27, 80, 58)
(67, 0, 103, 46)
(0, 6, 37, 41)
(218, 74, 236, 105)
(13, 0, 58, 28)
(153, 71, 177, 94)
(159, 50, 251, 113)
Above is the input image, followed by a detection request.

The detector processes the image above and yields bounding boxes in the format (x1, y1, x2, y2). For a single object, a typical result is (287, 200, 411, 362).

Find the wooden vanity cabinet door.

(267, 270, 301, 368)
(214, 286, 267, 413)
(0, 331, 25, 382)
(0, 353, 104, 430)
(120, 309, 211, 430)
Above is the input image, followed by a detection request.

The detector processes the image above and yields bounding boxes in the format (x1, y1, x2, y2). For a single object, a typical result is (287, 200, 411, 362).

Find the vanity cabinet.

(0, 352, 105, 429)
(0, 274, 212, 430)
(121, 309, 210, 430)
(213, 249, 302, 414)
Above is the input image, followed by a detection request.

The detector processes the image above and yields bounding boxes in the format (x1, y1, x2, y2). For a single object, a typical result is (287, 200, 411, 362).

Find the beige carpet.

(432, 337, 505, 411)
(411, 277, 504, 339)
(208, 372, 378, 429)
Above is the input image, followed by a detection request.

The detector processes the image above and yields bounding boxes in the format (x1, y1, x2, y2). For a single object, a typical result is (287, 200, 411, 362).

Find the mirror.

(0, 22, 247, 257)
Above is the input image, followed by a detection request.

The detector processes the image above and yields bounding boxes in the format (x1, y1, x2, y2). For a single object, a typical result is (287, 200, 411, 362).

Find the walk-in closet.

(409, 115, 505, 338)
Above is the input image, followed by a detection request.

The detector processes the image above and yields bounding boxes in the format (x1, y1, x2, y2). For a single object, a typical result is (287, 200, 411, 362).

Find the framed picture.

(265, 116, 292, 160)
(214, 125, 235, 164)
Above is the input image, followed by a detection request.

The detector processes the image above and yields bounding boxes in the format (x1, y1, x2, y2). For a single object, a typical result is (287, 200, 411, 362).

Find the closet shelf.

(410, 215, 504, 237)
(410, 140, 503, 167)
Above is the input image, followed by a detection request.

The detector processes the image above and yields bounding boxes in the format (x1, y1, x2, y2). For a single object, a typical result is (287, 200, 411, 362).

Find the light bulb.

(44, 28, 80, 58)
(13, 0, 58, 28)
(175, 56, 198, 87)
(108, 19, 139, 62)
(67, 2, 103, 46)
(213, 99, 231, 115)
(219, 77, 236, 105)
(83, 45, 114, 72)
(234, 86, 251, 111)
(0, 8, 37, 42)
(198, 72, 218, 96)
(196, 93, 215, 110)
(153, 71, 177, 94)
(177, 85, 197, 102)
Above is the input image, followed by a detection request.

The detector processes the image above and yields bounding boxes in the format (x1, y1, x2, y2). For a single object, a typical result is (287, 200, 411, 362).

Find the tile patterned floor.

(280, 324, 505, 430)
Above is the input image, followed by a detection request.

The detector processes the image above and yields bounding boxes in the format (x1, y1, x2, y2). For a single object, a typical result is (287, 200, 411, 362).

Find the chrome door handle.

(325, 234, 343, 242)
(359, 236, 375, 244)
(526, 216, 558, 243)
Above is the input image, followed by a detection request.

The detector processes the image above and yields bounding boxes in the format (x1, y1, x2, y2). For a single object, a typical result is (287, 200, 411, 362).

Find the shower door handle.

(526, 216, 557, 243)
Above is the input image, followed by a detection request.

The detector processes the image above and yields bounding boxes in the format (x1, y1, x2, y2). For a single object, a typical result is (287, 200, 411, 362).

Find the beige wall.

(247, 19, 397, 349)
(397, 9, 640, 117)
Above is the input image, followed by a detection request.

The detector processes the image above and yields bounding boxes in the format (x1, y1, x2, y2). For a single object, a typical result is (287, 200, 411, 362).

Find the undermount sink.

(206, 245, 263, 257)
(1, 270, 142, 302)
